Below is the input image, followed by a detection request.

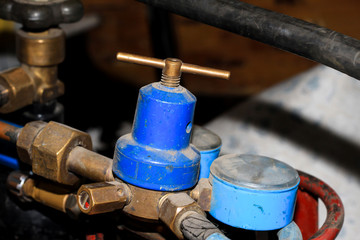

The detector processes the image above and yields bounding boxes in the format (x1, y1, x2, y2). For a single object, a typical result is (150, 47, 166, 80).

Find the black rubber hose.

(137, 0, 360, 80)
(180, 213, 228, 240)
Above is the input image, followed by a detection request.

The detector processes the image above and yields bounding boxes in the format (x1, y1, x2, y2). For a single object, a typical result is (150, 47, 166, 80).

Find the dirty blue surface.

(209, 154, 299, 230)
(113, 82, 200, 191)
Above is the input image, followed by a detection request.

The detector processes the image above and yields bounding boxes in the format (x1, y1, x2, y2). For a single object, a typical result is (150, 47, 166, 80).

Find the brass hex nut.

(77, 181, 131, 215)
(0, 67, 35, 113)
(31, 121, 92, 185)
(17, 121, 47, 165)
(159, 193, 205, 239)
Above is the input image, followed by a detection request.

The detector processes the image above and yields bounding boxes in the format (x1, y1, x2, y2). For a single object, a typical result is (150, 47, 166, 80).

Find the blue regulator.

(111, 52, 300, 236)
(113, 53, 230, 191)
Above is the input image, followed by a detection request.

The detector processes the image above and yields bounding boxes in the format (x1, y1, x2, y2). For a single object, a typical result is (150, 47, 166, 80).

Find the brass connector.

(190, 178, 212, 212)
(6, 171, 80, 218)
(0, 28, 65, 113)
(0, 67, 35, 113)
(122, 184, 167, 221)
(17, 121, 115, 184)
(159, 193, 206, 239)
(67, 146, 114, 182)
(77, 181, 131, 215)
(17, 121, 92, 185)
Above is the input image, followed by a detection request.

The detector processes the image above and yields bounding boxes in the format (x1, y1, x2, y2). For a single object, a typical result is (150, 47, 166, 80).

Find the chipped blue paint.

(113, 82, 200, 191)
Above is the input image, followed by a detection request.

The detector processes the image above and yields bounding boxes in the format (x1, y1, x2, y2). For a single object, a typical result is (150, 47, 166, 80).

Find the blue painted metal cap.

(191, 125, 222, 179)
(209, 154, 300, 231)
(113, 82, 201, 191)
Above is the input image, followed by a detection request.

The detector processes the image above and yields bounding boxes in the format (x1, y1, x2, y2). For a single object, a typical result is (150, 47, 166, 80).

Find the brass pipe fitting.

(77, 181, 131, 215)
(122, 184, 168, 221)
(67, 146, 114, 182)
(17, 121, 115, 184)
(6, 171, 80, 217)
(16, 29, 65, 66)
(16, 121, 92, 185)
(158, 193, 206, 239)
(0, 28, 65, 113)
(189, 178, 212, 212)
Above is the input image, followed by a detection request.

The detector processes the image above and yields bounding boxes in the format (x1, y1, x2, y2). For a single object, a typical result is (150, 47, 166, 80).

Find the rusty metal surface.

(67, 146, 114, 182)
(298, 171, 344, 240)
(77, 181, 131, 215)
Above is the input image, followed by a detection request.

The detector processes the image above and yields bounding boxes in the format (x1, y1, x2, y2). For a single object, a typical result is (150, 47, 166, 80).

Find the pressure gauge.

(209, 154, 300, 230)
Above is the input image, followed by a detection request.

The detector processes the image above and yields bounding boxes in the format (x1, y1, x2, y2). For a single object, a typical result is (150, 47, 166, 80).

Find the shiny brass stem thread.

(160, 58, 182, 87)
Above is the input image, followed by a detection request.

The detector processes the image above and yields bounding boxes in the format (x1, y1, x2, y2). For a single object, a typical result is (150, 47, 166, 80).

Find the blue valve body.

(113, 82, 200, 191)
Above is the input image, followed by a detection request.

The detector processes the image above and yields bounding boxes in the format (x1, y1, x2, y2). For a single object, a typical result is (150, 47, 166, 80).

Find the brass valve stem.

(116, 52, 230, 87)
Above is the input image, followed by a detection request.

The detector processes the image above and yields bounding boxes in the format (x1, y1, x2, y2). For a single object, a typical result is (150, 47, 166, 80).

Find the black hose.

(180, 213, 228, 240)
(137, 0, 360, 80)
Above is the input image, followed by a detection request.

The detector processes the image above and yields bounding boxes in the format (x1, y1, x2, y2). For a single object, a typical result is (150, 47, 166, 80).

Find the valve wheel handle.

(0, 0, 83, 30)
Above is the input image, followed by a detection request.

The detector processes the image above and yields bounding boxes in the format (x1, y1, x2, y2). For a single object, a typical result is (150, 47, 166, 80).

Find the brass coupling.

(6, 171, 81, 218)
(77, 181, 131, 215)
(158, 192, 206, 239)
(190, 178, 212, 212)
(0, 28, 65, 113)
(16, 121, 114, 185)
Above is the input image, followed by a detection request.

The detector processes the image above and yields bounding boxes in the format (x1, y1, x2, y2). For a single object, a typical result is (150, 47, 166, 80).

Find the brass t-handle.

(116, 52, 230, 87)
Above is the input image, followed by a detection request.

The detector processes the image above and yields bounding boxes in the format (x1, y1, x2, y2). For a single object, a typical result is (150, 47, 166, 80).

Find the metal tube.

(22, 178, 69, 213)
(0, 153, 19, 169)
(0, 120, 21, 143)
(67, 146, 114, 182)
(137, 0, 360, 80)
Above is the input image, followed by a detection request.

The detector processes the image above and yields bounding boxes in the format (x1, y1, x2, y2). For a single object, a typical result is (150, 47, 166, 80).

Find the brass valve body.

(0, 28, 65, 113)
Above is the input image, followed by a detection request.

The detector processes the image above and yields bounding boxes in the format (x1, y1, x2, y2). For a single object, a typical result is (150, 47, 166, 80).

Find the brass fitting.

(122, 184, 167, 221)
(77, 181, 131, 215)
(67, 146, 114, 182)
(17, 121, 92, 185)
(190, 178, 212, 212)
(0, 28, 65, 113)
(159, 193, 206, 239)
(6, 171, 80, 218)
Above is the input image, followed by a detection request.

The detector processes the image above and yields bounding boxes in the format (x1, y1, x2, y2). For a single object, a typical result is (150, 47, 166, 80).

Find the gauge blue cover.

(209, 154, 300, 230)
